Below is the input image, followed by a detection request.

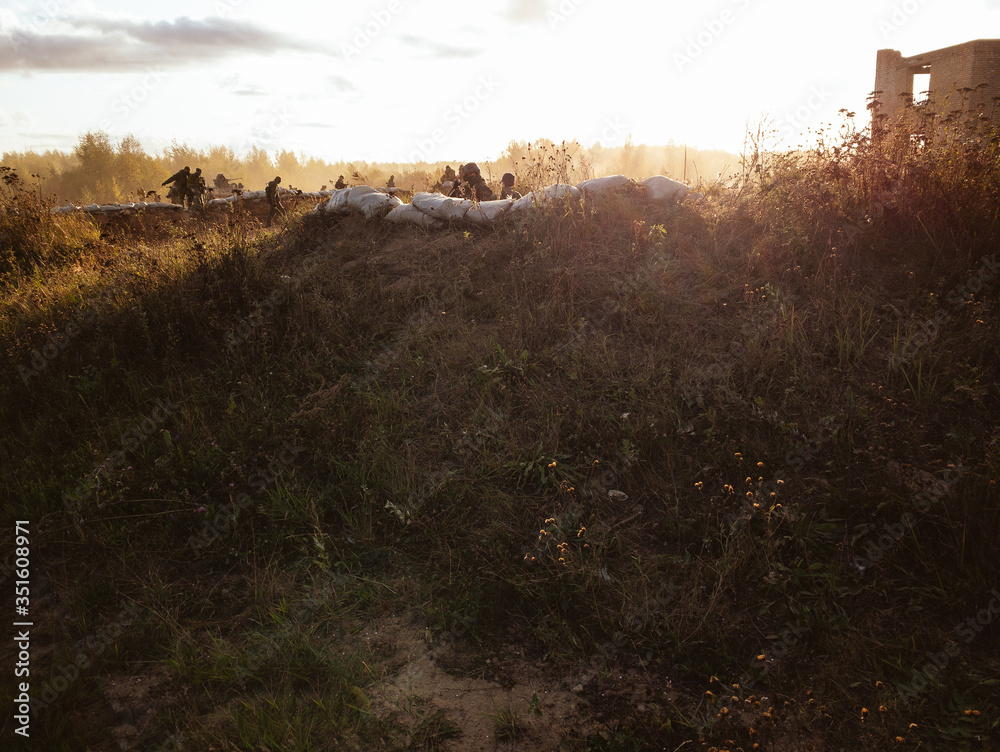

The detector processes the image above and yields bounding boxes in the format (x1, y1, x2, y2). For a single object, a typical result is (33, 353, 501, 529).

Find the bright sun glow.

(1, 0, 998, 162)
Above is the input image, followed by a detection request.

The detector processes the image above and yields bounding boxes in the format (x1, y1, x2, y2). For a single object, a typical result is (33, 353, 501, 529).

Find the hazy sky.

(1, 0, 998, 163)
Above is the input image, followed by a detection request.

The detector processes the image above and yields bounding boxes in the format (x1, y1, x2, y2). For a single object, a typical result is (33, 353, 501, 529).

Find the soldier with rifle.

(266, 176, 286, 227)
(187, 168, 207, 213)
(162, 166, 191, 207)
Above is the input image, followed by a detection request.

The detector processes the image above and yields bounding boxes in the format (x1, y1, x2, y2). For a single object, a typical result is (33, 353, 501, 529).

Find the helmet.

(183, 166, 190, 171)
(462, 162, 481, 177)
(194, 168, 202, 174)
(501, 172, 515, 184)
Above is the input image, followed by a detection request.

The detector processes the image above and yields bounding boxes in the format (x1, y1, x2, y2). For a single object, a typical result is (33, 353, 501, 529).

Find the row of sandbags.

(312, 175, 699, 229)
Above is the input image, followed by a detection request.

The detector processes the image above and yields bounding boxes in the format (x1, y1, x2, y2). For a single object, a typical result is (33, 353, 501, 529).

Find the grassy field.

(1, 113, 999, 751)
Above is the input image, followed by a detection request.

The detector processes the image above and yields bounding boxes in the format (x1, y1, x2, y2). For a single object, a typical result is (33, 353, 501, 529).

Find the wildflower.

(879, 705, 887, 713)
(895, 737, 904, 744)
(545, 518, 556, 524)
(577, 527, 586, 537)
(548, 461, 557, 468)
(197, 506, 206, 513)
(964, 709, 980, 717)
(695, 481, 704, 489)
(735, 452, 742, 460)
(756, 654, 765, 661)
(757, 461, 764, 467)
(746, 477, 752, 484)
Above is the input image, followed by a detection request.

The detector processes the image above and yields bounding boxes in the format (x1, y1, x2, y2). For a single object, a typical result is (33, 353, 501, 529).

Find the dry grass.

(1, 110, 999, 750)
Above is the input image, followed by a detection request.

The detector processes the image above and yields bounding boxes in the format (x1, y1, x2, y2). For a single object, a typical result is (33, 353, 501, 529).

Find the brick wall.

(874, 39, 1000, 121)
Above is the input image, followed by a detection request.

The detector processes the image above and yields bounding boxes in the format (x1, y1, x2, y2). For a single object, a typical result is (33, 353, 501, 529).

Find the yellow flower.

(548, 461, 557, 468)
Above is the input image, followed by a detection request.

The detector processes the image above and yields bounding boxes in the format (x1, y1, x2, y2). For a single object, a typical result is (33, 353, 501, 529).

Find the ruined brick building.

(873, 39, 1000, 120)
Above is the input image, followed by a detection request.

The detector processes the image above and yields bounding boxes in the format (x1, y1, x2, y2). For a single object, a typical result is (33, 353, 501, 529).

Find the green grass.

(2, 109, 1000, 750)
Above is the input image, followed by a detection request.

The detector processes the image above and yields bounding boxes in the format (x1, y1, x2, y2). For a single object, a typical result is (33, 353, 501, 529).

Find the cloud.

(399, 34, 481, 60)
(0, 14, 326, 72)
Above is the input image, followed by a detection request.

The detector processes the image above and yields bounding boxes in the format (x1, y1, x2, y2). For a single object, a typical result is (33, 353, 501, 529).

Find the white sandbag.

(385, 203, 446, 229)
(411, 192, 473, 221)
(510, 192, 536, 213)
(641, 175, 694, 202)
(509, 184, 581, 214)
(577, 175, 632, 194)
(540, 183, 581, 200)
(465, 198, 512, 226)
(56, 204, 76, 213)
(321, 188, 352, 215)
(207, 198, 229, 207)
(351, 189, 402, 219)
(84, 204, 101, 212)
(121, 203, 135, 209)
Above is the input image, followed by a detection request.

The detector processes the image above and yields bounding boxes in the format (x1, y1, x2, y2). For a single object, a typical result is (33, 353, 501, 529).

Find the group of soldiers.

(161, 166, 206, 211)
(161, 167, 244, 211)
(442, 163, 520, 201)
(327, 164, 520, 201)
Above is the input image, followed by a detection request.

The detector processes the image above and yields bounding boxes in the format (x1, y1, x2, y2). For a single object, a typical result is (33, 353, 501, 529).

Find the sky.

(1, 0, 999, 164)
